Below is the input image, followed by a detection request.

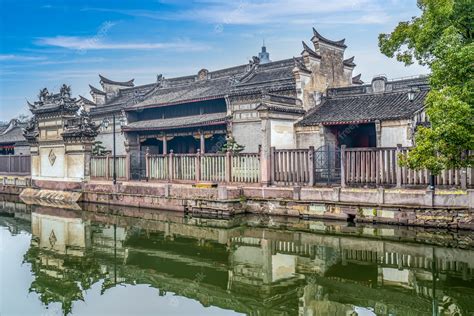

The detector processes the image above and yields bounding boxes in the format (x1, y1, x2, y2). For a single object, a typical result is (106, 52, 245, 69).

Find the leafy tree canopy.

(379, 0, 473, 174)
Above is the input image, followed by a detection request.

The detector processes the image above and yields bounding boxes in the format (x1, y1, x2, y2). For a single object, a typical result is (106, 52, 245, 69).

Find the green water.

(1, 197, 473, 316)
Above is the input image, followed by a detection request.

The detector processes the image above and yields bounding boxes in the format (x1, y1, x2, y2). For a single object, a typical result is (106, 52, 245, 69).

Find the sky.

(0, 0, 427, 121)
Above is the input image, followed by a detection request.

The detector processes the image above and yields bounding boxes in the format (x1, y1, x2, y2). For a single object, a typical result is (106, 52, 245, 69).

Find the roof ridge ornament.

(78, 95, 96, 106)
(197, 69, 209, 81)
(293, 57, 311, 73)
(343, 56, 356, 67)
(99, 74, 135, 87)
(301, 41, 321, 59)
(352, 74, 364, 85)
(249, 56, 260, 67)
(311, 27, 347, 49)
(89, 84, 106, 95)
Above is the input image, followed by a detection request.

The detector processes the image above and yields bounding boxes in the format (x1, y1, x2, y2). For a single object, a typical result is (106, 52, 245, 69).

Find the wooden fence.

(341, 145, 473, 188)
(271, 148, 314, 185)
(90, 155, 128, 180)
(231, 153, 260, 183)
(0, 155, 31, 175)
(146, 151, 260, 183)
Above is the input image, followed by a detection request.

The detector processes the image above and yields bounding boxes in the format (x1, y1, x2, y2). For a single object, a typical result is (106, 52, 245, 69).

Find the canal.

(1, 196, 473, 315)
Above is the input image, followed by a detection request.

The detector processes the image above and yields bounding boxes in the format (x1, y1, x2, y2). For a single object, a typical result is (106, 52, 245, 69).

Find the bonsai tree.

(92, 141, 108, 156)
(219, 136, 245, 154)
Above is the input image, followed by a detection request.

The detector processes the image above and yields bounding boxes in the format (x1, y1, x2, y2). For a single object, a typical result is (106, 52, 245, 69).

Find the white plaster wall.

(66, 154, 85, 179)
(270, 119, 295, 149)
(14, 145, 30, 155)
(232, 121, 262, 153)
(296, 127, 324, 149)
(380, 120, 411, 147)
(95, 130, 127, 155)
(39, 146, 65, 178)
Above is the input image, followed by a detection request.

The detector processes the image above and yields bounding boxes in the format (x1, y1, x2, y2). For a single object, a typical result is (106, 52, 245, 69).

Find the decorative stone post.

(23, 84, 99, 190)
(395, 144, 402, 188)
(340, 145, 346, 188)
(260, 117, 272, 186)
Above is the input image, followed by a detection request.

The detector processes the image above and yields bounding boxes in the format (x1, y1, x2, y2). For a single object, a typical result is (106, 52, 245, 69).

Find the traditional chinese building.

(24, 85, 99, 185)
(83, 28, 361, 161)
(0, 119, 29, 155)
(295, 75, 430, 148)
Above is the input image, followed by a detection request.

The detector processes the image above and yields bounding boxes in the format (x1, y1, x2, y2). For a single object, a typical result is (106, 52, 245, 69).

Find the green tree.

(379, 0, 473, 174)
(92, 141, 108, 156)
(219, 136, 245, 154)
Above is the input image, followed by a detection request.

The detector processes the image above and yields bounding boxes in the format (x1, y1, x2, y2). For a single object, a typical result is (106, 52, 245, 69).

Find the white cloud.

(85, 0, 390, 26)
(35, 36, 211, 52)
(0, 54, 46, 61)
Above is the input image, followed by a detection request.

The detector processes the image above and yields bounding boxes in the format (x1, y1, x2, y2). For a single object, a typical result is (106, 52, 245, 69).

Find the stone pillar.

(396, 144, 402, 188)
(260, 117, 272, 186)
(340, 145, 346, 188)
(195, 149, 201, 182)
(125, 132, 141, 180)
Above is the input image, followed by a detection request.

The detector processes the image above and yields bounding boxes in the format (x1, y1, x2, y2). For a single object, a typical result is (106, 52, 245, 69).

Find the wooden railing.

(148, 155, 168, 180)
(90, 155, 128, 180)
(271, 148, 313, 185)
(173, 154, 196, 181)
(146, 151, 260, 183)
(90, 146, 471, 188)
(0, 155, 31, 175)
(342, 147, 398, 186)
(200, 154, 226, 182)
(341, 145, 472, 188)
(231, 153, 260, 183)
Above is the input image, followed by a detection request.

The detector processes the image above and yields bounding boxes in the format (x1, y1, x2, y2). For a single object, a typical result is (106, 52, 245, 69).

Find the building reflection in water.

(1, 200, 473, 316)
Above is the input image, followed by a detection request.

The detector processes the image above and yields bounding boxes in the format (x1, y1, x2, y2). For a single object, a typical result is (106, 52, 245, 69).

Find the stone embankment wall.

(0, 178, 473, 229)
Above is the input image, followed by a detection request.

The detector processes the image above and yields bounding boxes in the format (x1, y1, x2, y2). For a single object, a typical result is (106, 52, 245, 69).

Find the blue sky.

(0, 0, 427, 121)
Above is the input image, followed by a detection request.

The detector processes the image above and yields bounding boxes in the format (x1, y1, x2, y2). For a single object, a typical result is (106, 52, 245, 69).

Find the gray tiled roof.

(123, 112, 227, 131)
(126, 58, 297, 110)
(297, 88, 429, 126)
(129, 77, 231, 109)
(89, 83, 156, 116)
(0, 124, 27, 144)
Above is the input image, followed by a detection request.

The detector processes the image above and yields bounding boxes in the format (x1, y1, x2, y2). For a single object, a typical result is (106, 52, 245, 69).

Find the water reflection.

(1, 197, 474, 315)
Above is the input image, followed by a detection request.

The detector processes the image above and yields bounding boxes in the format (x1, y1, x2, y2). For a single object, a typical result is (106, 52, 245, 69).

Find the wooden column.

(200, 131, 205, 154)
(162, 133, 168, 154)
